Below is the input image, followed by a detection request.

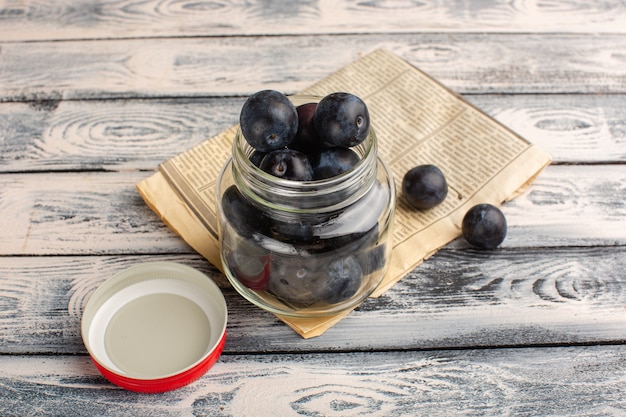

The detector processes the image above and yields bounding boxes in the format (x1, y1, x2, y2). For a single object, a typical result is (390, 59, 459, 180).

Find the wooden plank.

(1, 165, 624, 256)
(0, 345, 624, 415)
(0, 171, 191, 255)
(0, 3, 622, 417)
(1, 34, 625, 102)
(1, 247, 624, 354)
(0, 0, 624, 42)
(1, 94, 624, 173)
(499, 164, 626, 248)
(467, 94, 626, 164)
(0, 97, 243, 172)
(0, 255, 225, 354)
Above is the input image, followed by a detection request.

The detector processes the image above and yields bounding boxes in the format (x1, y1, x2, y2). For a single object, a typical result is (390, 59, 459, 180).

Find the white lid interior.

(82, 263, 227, 380)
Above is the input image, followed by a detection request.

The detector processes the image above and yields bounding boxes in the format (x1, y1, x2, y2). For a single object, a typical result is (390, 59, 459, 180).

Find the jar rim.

(231, 95, 379, 214)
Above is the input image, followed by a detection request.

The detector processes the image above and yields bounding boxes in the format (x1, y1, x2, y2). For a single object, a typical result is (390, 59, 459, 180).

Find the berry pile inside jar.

(219, 90, 393, 311)
(240, 90, 371, 180)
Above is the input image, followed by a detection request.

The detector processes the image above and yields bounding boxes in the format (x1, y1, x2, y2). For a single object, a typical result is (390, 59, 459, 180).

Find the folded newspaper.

(137, 48, 551, 338)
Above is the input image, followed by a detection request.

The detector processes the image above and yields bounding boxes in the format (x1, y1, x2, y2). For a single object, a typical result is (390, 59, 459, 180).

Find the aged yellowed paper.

(137, 48, 551, 338)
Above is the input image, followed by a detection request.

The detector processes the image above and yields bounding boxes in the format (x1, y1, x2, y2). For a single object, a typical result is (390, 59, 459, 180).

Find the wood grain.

(1, 246, 624, 354)
(0, 97, 243, 172)
(485, 164, 626, 248)
(1, 1, 625, 414)
(0, 171, 190, 255)
(1, 94, 624, 173)
(467, 94, 626, 164)
(0, 345, 624, 416)
(0, 165, 623, 256)
(1, 34, 625, 102)
(0, 98, 244, 172)
(1, 0, 625, 42)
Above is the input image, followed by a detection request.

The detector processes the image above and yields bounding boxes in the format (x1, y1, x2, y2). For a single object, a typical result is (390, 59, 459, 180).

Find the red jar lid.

(81, 262, 228, 393)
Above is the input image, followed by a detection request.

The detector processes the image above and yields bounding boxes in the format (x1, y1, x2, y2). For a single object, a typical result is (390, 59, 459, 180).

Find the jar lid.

(81, 262, 227, 393)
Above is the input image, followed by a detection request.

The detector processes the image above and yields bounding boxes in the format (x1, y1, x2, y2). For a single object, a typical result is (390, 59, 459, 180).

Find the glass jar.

(216, 96, 395, 317)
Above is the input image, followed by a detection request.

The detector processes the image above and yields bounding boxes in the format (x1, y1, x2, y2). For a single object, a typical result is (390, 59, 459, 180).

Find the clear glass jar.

(216, 96, 395, 317)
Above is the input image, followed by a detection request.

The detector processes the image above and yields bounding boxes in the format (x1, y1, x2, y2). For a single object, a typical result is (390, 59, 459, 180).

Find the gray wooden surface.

(1, 1, 625, 416)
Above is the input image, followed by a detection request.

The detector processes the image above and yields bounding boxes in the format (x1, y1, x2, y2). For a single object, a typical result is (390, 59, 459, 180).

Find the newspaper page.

(137, 48, 551, 337)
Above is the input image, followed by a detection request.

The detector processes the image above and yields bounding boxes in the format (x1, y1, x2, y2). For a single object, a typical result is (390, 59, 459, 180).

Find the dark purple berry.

(356, 244, 387, 275)
(267, 257, 321, 305)
(226, 245, 270, 290)
(269, 217, 315, 242)
(249, 150, 267, 167)
(314, 255, 363, 304)
(402, 164, 448, 210)
(311, 181, 387, 242)
(311, 147, 360, 180)
(288, 103, 327, 154)
(221, 185, 270, 237)
(239, 90, 298, 152)
(259, 149, 314, 181)
(313, 92, 370, 147)
(462, 204, 507, 249)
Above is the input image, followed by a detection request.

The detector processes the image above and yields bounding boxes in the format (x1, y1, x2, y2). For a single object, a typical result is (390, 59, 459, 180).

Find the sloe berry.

(226, 244, 270, 291)
(288, 103, 327, 154)
(313, 92, 370, 148)
(462, 203, 507, 249)
(402, 164, 448, 210)
(314, 255, 363, 304)
(249, 150, 267, 167)
(221, 185, 270, 237)
(310, 147, 360, 180)
(356, 244, 387, 276)
(267, 257, 321, 306)
(259, 149, 314, 181)
(239, 90, 298, 152)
